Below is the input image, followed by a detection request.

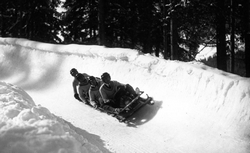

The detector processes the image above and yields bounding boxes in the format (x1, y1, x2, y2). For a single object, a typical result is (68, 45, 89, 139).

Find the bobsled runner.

(113, 87, 154, 123)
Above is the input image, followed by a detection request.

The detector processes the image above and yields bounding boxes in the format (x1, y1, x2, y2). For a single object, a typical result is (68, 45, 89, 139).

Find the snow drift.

(1, 37, 250, 153)
(0, 82, 101, 153)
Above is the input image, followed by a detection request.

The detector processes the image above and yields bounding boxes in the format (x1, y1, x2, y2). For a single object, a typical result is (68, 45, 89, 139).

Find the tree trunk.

(170, 8, 178, 60)
(155, 43, 160, 57)
(230, 0, 235, 73)
(143, 37, 152, 54)
(98, 0, 105, 46)
(0, 6, 4, 36)
(216, 0, 227, 71)
(162, 0, 170, 59)
(244, 0, 250, 77)
(129, 2, 137, 49)
(89, 0, 94, 39)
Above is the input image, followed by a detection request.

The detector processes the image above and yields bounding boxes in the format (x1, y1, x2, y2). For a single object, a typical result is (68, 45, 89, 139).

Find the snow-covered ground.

(0, 37, 250, 153)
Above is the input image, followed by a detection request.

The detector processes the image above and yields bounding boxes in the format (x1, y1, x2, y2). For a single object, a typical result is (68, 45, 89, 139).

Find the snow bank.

(1, 37, 250, 126)
(195, 45, 217, 61)
(0, 37, 139, 62)
(0, 81, 101, 153)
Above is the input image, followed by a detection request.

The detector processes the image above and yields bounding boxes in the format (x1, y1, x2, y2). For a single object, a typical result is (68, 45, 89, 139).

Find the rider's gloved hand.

(74, 93, 82, 102)
(105, 99, 114, 104)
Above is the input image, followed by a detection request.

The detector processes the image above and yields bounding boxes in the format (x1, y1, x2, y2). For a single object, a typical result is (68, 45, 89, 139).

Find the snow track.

(1, 38, 250, 153)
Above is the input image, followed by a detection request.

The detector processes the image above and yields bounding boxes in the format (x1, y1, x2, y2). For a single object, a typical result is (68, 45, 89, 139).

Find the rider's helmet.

(89, 76, 97, 85)
(76, 73, 87, 82)
(70, 68, 78, 77)
(101, 72, 111, 84)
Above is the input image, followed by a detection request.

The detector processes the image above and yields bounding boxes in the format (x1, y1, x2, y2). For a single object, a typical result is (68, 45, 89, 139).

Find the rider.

(70, 68, 89, 101)
(88, 76, 104, 108)
(75, 73, 91, 104)
(99, 72, 137, 114)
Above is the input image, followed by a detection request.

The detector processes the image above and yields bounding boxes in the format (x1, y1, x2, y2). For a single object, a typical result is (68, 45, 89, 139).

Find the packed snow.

(0, 37, 250, 153)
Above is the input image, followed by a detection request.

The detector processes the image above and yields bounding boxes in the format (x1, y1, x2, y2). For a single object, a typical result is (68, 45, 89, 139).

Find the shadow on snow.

(123, 100, 163, 127)
(63, 119, 113, 153)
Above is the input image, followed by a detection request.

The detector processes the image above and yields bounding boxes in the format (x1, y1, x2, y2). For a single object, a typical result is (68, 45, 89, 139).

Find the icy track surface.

(0, 37, 250, 153)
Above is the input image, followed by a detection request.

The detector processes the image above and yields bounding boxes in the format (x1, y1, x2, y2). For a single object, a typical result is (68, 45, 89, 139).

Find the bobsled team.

(70, 68, 139, 114)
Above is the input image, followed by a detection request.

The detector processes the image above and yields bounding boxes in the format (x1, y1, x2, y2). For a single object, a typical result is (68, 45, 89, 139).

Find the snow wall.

(0, 81, 100, 153)
(1, 38, 250, 150)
